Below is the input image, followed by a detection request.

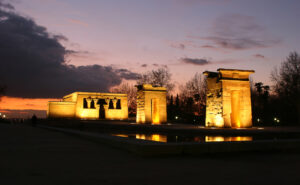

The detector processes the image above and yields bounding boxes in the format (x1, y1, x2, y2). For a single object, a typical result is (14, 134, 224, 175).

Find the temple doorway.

(151, 99, 160, 124)
(231, 91, 241, 127)
(97, 99, 107, 119)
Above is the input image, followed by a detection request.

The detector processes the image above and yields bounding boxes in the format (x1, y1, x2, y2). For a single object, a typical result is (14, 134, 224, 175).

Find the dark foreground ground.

(1, 123, 300, 185)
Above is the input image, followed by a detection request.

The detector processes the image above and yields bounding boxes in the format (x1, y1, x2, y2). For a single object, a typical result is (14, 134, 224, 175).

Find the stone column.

(105, 98, 110, 105)
(112, 98, 118, 109)
(95, 101, 100, 110)
(104, 98, 110, 111)
(86, 98, 92, 109)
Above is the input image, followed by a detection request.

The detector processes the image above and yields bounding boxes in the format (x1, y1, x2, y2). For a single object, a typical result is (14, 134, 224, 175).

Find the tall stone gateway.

(203, 69, 254, 128)
(136, 84, 167, 124)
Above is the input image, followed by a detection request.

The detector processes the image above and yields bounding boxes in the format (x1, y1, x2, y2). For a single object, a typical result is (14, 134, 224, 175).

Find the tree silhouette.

(179, 73, 206, 117)
(271, 52, 300, 125)
(137, 68, 175, 93)
(255, 82, 263, 96)
(110, 82, 137, 115)
(0, 85, 6, 101)
(175, 94, 180, 108)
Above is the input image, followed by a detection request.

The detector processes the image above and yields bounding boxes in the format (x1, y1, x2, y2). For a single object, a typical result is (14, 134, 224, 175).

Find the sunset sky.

(1, 0, 300, 118)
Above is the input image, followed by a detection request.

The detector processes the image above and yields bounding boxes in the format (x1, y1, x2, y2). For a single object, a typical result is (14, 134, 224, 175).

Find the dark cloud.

(201, 45, 216, 49)
(0, 0, 14, 10)
(169, 42, 185, 50)
(141, 64, 147, 67)
(174, 0, 230, 5)
(115, 68, 140, 79)
(201, 36, 269, 50)
(197, 14, 280, 50)
(167, 40, 197, 50)
(151, 64, 168, 68)
(180, 58, 210, 65)
(0, 2, 139, 98)
(253, 54, 265, 59)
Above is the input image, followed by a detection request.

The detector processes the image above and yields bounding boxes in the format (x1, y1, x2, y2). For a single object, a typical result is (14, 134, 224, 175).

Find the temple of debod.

(47, 84, 167, 123)
(47, 69, 254, 128)
(136, 84, 167, 124)
(203, 68, 254, 128)
(47, 92, 128, 120)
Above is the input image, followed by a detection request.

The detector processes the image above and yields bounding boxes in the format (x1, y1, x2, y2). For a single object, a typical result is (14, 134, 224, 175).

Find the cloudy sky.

(1, 0, 300, 117)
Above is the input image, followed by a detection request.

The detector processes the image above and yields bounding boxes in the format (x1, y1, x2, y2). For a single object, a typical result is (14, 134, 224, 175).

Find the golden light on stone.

(214, 114, 224, 127)
(204, 69, 254, 128)
(151, 99, 160, 124)
(47, 92, 128, 120)
(136, 134, 167, 142)
(136, 84, 167, 124)
(205, 136, 253, 142)
(151, 134, 167, 142)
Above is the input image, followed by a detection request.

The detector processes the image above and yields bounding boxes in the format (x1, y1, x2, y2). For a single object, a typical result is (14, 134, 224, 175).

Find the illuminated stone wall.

(47, 92, 128, 120)
(204, 69, 254, 128)
(136, 84, 167, 124)
(47, 101, 76, 118)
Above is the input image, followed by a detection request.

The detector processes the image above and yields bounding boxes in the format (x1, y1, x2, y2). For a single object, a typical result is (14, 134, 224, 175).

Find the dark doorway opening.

(90, 100, 95, 109)
(97, 99, 107, 119)
(109, 100, 114, 109)
(83, 98, 88, 108)
(116, 99, 121, 109)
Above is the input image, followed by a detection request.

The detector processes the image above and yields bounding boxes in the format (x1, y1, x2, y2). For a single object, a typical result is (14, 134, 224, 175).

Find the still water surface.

(112, 134, 253, 143)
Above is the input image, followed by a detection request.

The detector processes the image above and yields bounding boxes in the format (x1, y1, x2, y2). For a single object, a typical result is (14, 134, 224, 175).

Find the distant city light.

(273, 117, 280, 124)
(274, 117, 280, 123)
(175, 116, 178, 120)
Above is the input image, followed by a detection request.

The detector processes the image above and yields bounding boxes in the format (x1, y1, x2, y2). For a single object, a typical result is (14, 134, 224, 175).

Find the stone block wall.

(136, 84, 167, 124)
(204, 69, 254, 128)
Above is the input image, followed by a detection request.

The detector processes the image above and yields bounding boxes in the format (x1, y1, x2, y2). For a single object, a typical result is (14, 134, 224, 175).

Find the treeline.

(252, 52, 300, 126)
(110, 68, 206, 123)
(111, 52, 300, 126)
(0, 85, 5, 101)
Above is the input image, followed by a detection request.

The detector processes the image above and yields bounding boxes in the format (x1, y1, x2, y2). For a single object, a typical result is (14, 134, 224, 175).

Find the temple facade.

(47, 92, 128, 120)
(203, 69, 254, 128)
(136, 84, 167, 124)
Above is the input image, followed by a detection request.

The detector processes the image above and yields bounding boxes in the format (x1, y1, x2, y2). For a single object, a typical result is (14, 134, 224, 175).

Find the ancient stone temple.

(136, 84, 167, 124)
(47, 92, 128, 120)
(203, 69, 254, 128)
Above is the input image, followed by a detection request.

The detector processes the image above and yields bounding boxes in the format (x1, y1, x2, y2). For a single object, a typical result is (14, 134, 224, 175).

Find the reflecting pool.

(112, 134, 253, 143)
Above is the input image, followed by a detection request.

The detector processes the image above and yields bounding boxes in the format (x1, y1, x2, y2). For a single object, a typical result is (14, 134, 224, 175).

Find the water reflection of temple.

(112, 134, 253, 143)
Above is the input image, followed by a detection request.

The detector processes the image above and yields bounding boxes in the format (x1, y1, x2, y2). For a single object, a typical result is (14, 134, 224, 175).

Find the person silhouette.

(31, 114, 37, 127)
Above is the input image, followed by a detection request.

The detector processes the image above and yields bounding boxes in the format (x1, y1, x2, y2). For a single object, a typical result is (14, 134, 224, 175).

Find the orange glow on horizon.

(0, 96, 59, 111)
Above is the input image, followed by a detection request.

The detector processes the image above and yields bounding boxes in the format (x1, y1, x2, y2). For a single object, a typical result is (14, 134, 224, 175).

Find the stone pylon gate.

(136, 84, 167, 124)
(203, 69, 254, 128)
